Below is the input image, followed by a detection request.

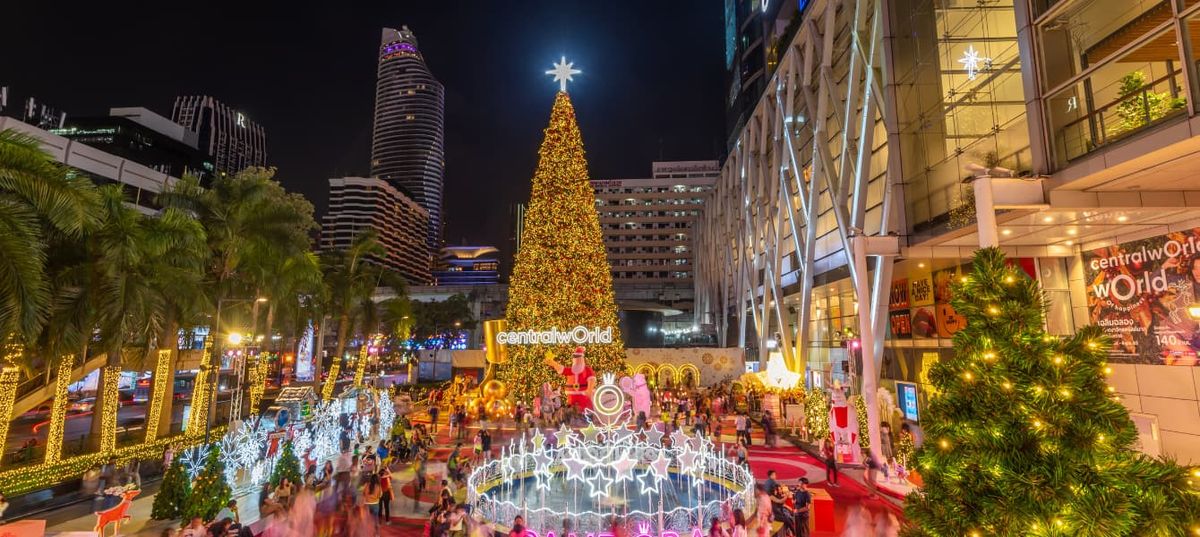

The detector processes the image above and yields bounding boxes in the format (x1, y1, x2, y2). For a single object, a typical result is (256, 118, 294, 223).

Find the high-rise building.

(592, 161, 719, 345)
(320, 177, 431, 286)
(171, 95, 267, 175)
(0, 86, 67, 130)
(723, 0, 808, 152)
(52, 107, 215, 183)
(369, 26, 445, 251)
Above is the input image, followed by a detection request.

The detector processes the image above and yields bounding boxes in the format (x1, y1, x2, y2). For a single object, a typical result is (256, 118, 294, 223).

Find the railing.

(1055, 70, 1186, 162)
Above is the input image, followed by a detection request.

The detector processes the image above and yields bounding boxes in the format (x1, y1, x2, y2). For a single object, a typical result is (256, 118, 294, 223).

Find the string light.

(0, 344, 24, 465)
(353, 343, 369, 387)
(44, 355, 75, 464)
(144, 349, 172, 441)
(988, 306, 1000, 315)
(99, 364, 122, 453)
(963, 371, 975, 381)
(939, 439, 950, 449)
(322, 361, 340, 401)
(1103, 366, 1112, 375)
(1002, 381, 1013, 390)
(187, 341, 214, 434)
(1053, 355, 1063, 365)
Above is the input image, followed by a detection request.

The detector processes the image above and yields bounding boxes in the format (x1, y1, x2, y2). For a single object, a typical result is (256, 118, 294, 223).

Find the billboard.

(1082, 228, 1200, 365)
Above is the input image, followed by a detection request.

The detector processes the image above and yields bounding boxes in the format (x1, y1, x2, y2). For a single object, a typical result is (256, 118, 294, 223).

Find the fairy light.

(1002, 381, 1013, 390)
(1104, 366, 1112, 375)
(983, 351, 996, 361)
(0, 347, 22, 464)
(322, 361, 340, 401)
(353, 343, 369, 387)
(963, 371, 975, 381)
(248, 355, 269, 412)
(939, 439, 951, 449)
(44, 355, 75, 464)
(187, 341, 214, 434)
(99, 364, 122, 453)
(988, 306, 1000, 315)
(144, 349, 172, 442)
(1053, 355, 1063, 365)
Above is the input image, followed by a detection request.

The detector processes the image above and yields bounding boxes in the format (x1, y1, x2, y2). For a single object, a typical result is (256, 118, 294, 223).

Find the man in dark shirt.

(792, 477, 812, 537)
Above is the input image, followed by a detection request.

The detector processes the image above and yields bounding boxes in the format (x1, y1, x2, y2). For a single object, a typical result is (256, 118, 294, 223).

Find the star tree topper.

(546, 56, 581, 92)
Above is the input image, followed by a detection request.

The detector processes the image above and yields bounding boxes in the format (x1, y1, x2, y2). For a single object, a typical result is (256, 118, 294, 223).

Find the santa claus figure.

(828, 386, 862, 464)
(544, 346, 596, 411)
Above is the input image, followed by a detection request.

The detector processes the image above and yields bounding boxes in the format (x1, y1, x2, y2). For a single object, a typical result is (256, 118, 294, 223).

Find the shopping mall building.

(697, 0, 1200, 463)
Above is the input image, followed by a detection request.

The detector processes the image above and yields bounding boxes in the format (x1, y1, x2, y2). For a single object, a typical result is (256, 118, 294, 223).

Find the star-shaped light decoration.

(678, 450, 702, 478)
(636, 467, 661, 495)
(546, 56, 581, 92)
(608, 427, 634, 445)
(648, 449, 672, 481)
(563, 454, 589, 483)
(585, 467, 615, 499)
(580, 424, 603, 444)
(643, 424, 665, 446)
(532, 452, 555, 491)
(669, 429, 691, 450)
(530, 430, 547, 453)
(611, 449, 638, 484)
(958, 45, 991, 81)
(554, 424, 575, 448)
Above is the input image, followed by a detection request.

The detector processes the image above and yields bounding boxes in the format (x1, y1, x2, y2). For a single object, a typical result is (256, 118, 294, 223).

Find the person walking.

(428, 405, 440, 434)
(361, 473, 383, 519)
(791, 478, 812, 537)
(822, 440, 839, 486)
(378, 468, 393, 524)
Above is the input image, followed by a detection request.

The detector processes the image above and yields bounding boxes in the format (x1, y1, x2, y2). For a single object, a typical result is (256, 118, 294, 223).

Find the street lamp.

(204, 297, 267, 444)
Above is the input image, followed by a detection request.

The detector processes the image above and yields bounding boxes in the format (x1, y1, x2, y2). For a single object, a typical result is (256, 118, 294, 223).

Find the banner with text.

(1082, 228, 1200, 366)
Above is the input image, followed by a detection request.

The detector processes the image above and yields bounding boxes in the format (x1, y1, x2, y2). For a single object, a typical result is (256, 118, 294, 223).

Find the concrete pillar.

(851, 235, 884, 463)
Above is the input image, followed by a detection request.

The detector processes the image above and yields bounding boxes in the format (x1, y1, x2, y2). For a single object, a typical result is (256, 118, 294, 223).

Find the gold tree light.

(187, 341, 213, 435)
(144, 349, 172, 442)
(0, 344, 22, 464)
(500, 89, 627, 402)
(44, 355, 75, 464)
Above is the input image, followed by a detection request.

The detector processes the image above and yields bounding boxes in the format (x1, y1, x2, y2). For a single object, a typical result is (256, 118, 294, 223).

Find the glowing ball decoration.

(481, 379, 507, 400)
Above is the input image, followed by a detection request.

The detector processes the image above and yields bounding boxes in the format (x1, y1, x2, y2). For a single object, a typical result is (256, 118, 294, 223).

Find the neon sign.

(495, 325, 614, 345)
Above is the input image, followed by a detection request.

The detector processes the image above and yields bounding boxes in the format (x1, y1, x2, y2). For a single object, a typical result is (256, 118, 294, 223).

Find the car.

(69, 398, 95, 413)
(18, 404, 52, 421)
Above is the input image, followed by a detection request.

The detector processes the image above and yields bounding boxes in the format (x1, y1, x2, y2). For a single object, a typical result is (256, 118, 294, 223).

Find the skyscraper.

(369, 26, 445, 251)
(320, 177, 431, 286)
(171, 95, 267, 175)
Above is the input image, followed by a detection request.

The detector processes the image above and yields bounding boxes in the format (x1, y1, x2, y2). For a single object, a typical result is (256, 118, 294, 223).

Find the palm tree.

(0, 129, 100, 349)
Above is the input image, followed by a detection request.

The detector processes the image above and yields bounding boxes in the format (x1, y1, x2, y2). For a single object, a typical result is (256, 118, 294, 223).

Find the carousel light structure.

(466, 374, 755, 533)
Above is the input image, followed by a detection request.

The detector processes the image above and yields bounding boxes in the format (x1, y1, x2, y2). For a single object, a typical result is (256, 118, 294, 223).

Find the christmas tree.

(805, 388, 829, 442)
(150, 456, 191, 520)
(904, 248, 1200, 536)
(270, 439, 303, 488)
(500, 91, 626, 401)
(184, 444, 232, 522)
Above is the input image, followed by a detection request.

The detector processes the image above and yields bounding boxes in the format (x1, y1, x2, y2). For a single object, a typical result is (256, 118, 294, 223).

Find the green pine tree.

(270, 439, 303, 488)
(183, 445, 232, 522)
(904, 248, 1200, 537)
(150, 458, 191, 520)
(805, 388, 829, 443)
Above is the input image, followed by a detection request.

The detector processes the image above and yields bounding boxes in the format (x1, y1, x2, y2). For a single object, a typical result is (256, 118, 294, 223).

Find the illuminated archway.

(633, 362, 656, 381)
(656, 364, 678, 389)
(678, 364, 701, 388)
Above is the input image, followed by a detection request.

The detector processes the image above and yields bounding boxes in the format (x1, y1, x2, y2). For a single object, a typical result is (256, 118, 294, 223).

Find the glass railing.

(1049, 68, 1186, 163)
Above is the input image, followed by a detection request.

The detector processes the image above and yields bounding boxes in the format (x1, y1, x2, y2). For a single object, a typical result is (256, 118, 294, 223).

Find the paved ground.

(29, 409, 907, 536)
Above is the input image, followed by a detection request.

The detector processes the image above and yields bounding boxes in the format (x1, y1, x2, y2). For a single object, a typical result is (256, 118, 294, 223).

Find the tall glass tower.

(370, 26, 445, 251)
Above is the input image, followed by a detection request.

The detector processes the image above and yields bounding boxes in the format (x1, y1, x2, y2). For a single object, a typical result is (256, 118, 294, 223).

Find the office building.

(320, 177, 431, 286)
(52, 107, 214, 183)
(0, 115, 178, 213)
(370, 26, 445, 251)
(0, 86, 67, 130)
(696, 0, 1200, 463)
(723, 0, 807, 151)
(593, 161, 719, 345)
(433, 246, 501, 286)
(171, 95, 267, 175)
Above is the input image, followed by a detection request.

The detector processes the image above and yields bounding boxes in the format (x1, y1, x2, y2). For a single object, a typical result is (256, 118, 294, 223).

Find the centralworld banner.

(1082, 228, 1200, 365)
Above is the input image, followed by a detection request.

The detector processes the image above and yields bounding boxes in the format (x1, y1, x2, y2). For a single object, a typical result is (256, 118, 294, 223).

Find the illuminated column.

(187, 341, 213, 435)
(93, 364, 122, 454)
(0, 345, 22, 465)
(44, 355, 75, 464)
(353, 343, 369, 387)
(144, 349, 172, 442)
(248, 355, 268, 413)
(322, 361, 341, 401)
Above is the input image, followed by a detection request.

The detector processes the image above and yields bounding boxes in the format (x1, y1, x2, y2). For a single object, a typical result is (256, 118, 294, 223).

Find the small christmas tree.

(805, 388, 829, 443)
(852, 394, 870, 450)
(184, 444, 232, 522)
(500, 91, 626, 401)
(904, 248, 1200, 536)
(270, 439, 303, 488)
(150, 455, 191, 520)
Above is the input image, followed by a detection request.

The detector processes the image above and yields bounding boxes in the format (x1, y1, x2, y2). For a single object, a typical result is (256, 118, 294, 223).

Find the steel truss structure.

(694, 0, 902, 460)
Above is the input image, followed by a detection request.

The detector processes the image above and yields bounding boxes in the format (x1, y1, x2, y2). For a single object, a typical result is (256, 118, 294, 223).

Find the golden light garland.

(98, 364, 121, 453)
(144, 349, 172, 442)
(187, 341, 213, 435)
(0, 344, 22, 465)
(353, 344, 368, 387)
(322, 360, 340, 402)
(44, 355, 75, 464)
(248, 354, 268, 412)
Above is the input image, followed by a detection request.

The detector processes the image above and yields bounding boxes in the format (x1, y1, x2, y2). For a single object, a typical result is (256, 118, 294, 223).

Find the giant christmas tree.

(500, 90, 626, 402)
(904, 248, 1199, 537)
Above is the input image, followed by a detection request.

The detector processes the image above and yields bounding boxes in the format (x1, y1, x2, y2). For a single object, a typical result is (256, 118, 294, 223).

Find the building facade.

(697, 0, 1200, 463)
(370, 26, 445, 252)
(0, 116, 177, 213)
(433, 246, 501, 285)
(52, 107, 215, 183)
(320, 177, 431, 286)
(593, 161, 719, 343)
(171, 95, 267, 176)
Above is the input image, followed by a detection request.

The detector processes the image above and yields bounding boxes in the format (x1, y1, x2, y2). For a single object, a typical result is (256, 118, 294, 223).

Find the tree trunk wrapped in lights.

(0, 347, 21, 465)
(322, 361, 340, 402)
(144, 349, 173, 442)
(187, 340, 214, 434)
(353, 343, 368, 387)
(903, 248, 1200, 537)
(44, 354, 75, 464)
(88, 362, 121, 453)
(499, 91, 626, 402)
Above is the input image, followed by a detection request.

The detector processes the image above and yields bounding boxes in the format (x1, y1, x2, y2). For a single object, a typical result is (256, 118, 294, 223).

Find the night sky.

(1, 1, 726, 269)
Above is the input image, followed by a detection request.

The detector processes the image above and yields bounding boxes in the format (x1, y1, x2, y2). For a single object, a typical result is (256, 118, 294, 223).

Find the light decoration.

(44, 355, 75, 464)
(757, 351, 800, 389)
(180, 445, 212, 481)
(546, 56, 581, 92)
(187, 340, 214, 434)
(0, 345, 21, 465)
(321, 361, 340, 402)
(353, 341, 371, 387)
(498, 90, 627, 402)
(248, 354, 269, 412)
(466, 375, 754, 533)
(144, 350, 172, 442)
(98, 364, 122, 453)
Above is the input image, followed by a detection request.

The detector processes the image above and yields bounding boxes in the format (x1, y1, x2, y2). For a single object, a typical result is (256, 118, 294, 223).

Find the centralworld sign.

(495, 326, 615, 345)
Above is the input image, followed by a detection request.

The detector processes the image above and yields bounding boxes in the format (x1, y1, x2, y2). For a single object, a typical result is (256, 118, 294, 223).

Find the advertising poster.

(934, 266, 968, 338)
(295, 321, 315, 382)
(909, 271, 937, 338)
(1082, 228, 1200, 365)
(889, 278, 913, 338)
(896, 381, 919, 422)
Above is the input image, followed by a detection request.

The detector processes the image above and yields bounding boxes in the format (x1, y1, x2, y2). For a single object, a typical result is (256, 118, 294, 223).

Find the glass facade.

(890, 0, 1031, 235)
